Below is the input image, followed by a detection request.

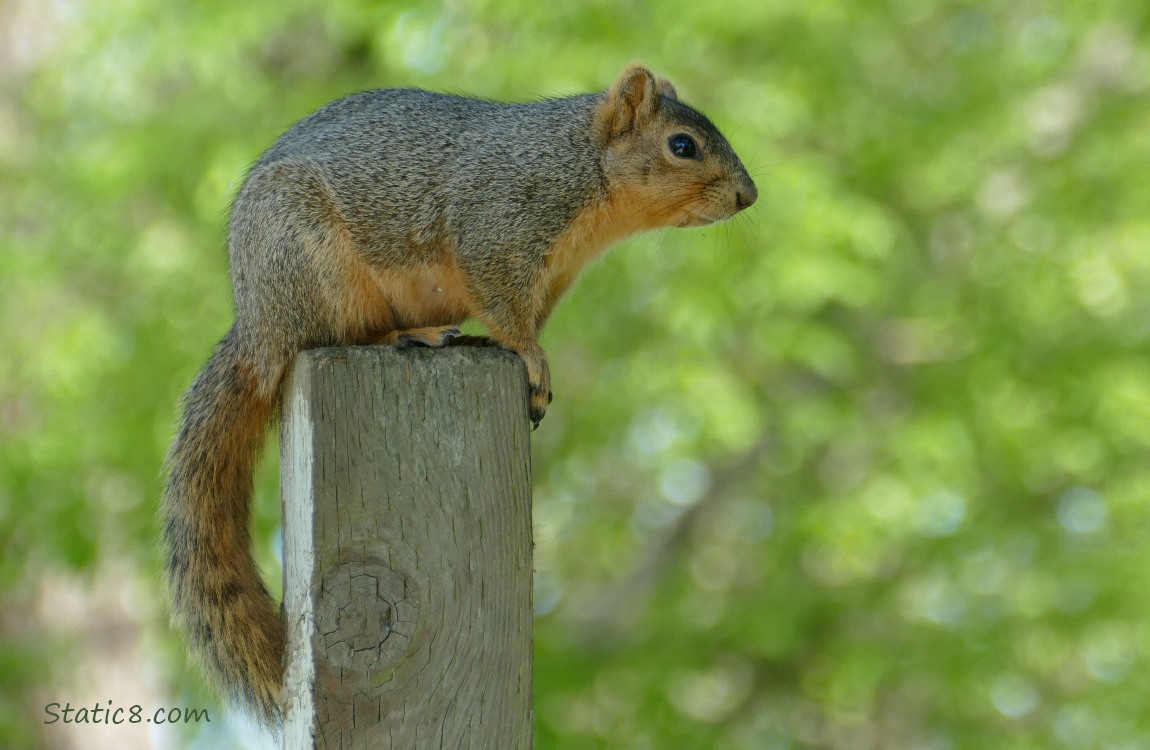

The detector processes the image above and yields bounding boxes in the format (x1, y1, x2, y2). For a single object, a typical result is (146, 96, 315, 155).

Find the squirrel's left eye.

(668, 133, 698, 159)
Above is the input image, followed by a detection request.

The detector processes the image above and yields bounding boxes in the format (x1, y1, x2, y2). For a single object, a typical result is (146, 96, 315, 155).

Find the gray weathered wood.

(280, 346, 533, 749)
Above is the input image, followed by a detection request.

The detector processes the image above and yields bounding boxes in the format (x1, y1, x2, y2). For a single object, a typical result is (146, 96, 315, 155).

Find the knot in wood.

(316, 561, 419, 672)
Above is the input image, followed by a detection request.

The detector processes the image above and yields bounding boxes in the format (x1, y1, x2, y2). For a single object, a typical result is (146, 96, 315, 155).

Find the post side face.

(281, 358, 318, 747)
(282, 346, 533, 750)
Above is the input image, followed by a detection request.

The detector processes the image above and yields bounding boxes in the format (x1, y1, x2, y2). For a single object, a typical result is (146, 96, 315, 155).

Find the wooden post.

(280, 346, 533, 749)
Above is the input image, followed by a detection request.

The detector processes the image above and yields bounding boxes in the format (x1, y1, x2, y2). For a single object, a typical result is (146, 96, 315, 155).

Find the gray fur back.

(251, 89, 609, 264)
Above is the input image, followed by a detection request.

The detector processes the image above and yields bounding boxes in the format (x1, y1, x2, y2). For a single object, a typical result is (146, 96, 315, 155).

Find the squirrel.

(162, 64, 756, 724)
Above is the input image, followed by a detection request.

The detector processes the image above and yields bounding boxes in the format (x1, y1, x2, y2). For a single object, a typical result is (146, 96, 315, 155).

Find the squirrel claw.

(528, 388, 548, 429)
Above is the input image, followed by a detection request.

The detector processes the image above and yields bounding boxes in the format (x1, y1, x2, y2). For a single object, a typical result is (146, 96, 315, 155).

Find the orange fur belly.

(369, 261, 471, 332)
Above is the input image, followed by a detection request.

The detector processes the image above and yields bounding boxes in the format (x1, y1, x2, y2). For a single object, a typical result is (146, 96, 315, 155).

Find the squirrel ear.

(598, 65, 662, 141)
(655, 76, 678, 101)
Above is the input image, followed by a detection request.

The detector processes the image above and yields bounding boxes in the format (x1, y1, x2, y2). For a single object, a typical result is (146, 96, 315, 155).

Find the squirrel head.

(594, 65, 758, 229)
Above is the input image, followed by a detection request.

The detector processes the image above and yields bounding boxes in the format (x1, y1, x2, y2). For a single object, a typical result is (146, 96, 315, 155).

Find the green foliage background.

(3, 0, 1150, 747)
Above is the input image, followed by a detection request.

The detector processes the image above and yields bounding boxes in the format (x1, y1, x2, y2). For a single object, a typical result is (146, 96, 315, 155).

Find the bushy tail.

(162, 327, 283, 723)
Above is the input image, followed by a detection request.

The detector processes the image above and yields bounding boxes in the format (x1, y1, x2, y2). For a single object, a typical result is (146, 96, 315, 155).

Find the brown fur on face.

(595, 65, 757, 229)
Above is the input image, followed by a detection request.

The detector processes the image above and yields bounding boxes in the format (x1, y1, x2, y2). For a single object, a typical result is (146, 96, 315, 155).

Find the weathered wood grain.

(281, 346, 533, 749)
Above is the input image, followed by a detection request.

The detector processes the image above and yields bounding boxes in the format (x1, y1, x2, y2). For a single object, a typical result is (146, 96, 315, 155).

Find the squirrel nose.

(735, 181, 758, 211)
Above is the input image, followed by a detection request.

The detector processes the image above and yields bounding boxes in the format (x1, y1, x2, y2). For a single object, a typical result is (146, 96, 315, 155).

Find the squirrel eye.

(668, 133, 698, 159)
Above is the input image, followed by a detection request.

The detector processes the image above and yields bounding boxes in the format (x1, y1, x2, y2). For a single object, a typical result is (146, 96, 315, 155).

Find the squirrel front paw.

(470, 333, 551, 429)
(499, 342, 550, 429)
(529, 381, 553, 430)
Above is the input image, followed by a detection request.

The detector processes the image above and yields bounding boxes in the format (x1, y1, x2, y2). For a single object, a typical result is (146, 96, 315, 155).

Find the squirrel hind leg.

(377, 325, 461, 348)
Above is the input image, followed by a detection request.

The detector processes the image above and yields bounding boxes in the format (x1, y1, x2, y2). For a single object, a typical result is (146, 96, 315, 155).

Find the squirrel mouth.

(680, 212, 722, 228)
